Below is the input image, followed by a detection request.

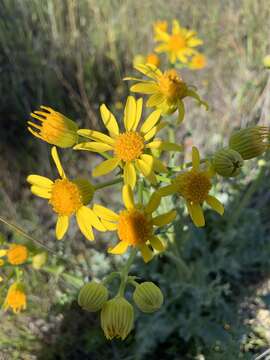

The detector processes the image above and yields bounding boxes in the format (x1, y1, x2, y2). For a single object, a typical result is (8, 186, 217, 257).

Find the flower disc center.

(50, 179, 82, 216)
(114, 132, 144, 162)
(158, 69, 187, 100)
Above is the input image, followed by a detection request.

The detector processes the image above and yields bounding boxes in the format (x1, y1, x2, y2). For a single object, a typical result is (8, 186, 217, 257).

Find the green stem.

(94, 177, 122, 190)
(165, 251, 190, 278)
(117, 248, 137, 297)
(102, 271, 120, 285)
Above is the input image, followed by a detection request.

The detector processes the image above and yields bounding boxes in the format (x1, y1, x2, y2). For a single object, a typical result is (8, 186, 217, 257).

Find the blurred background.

(1, 0, 270, 359)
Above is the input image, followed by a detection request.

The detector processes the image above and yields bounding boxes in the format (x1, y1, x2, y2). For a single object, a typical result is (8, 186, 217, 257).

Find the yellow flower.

(74, 96, 182, 188)
(154, 20, 203, 64)
(159, 147, 224, 227)
(7, 245, 28, 265)
(125, 64, 208, 122)
(27, 146, 106, 241)
(93, 185, 177, 263)
(3, 283, 27, 314)
(189, 53, 207, 70)
(153, 20, 168, 41)
(28, 106, 78, 148)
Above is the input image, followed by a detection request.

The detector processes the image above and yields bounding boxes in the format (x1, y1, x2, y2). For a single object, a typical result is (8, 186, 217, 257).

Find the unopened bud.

(212, 148, 243, 177)
(78, 282, 108, 312)
(32, 252, 47, 269)
(133, 282, 164, 313)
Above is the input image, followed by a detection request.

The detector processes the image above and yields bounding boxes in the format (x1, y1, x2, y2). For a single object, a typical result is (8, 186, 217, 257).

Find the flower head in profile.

(0, 244, 29, 266)
(27, 146, 106, 241)
(159, 147, 224, 227)
(28, 106, 78, 148)
(125, 64, 208, 122)
(154, 19, 203, 64)
(188, 53, 207, 70)
(3, 282, 26, 314)
(74, 96, 182, 188)
(93, 185, 176, 263)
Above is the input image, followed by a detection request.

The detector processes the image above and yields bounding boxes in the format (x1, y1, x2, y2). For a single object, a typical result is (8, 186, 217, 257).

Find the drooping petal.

(187, 202, 205, 227)
(77, 129, 115, 146)
(122, 185, 135, 210)
(206, 195, 224, 215)
(93, 204, 119, 221)
(123, 163, 137, 189)
(27, 175, 53, 189)
(100, 104, 119, 136)
(140, 109, 161, 134)
(152, 210, 177, 227)
(192, 146, 200, 170)
(55, 215, 69, 240)
(150, 236, 165, 251)
(86, 207, 107, 231)
(51, 146, 66, 179)
(92, 158, 120, 177)
(130, 83, 159, 94)
(30, 186, 51, 199)
(140, 244, 153, 263)
(76, 206, 94, 241)
(108, 241, 129, 254)
(145, 192, 161, 214)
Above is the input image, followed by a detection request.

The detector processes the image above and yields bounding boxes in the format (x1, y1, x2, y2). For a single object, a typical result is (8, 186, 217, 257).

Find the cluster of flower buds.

(78, 280, 163, 340)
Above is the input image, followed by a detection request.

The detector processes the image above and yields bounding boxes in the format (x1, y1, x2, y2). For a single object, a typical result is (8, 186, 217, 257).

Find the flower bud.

(4, 282, 27, 313)
(229, 126, 269, 160)
(32, 252, 47, 269)
(78, 282, 108, 312)
(212, 148, 243, 177)
(101, 297, 134, 340)
(133, 282, 164, 313)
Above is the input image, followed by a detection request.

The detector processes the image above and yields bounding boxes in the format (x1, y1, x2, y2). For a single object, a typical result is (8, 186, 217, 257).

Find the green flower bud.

(78, 282, 108, 312)
(229, 126, 269, 160)
(212, 148, 243, 177)
(101, 297, 134, 340)
(133, 282, 164, 313)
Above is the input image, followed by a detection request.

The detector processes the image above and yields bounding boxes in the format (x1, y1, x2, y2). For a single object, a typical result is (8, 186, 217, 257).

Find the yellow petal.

(101, 219, 118, 231)
(100, 104, 119, 136)
(108, 241, 129, 254)
(0, 250, 7, 257)
(92, 158, 120, 177)
(51, 146, 66, 179)
(131, 98, 143, 131)
(76, 206, 94, 241)
(206, 195, 224, 215)
(56, 215, 69, 240)
(130, 83, 158, 94)
(74, 142, 113, 152)
(123, 162, 137, 189)
(140, 244, 153, 263)
(77, 129, 115, 145)
(147, 141, 182, 152)
(124, 96, 137, 131)
(192, 146, 200, 170)
(27, 175, 53, 189)
(134, 63, 162, 80)
(86, 207, 107, 231)
(152, 210, 177, 227)
(158, 184, 177, 197)
(136, 154, 154, 176)
(146, 93, 165, 107)
(145, 192, 161, 214)
(122, 185, 135, 210)
(140, 109, 161, 134)
(30, 185, 51, 199)
(93, 204, 119, 221)
(150, 236, 165, 251)
(187, 202, 205, 227)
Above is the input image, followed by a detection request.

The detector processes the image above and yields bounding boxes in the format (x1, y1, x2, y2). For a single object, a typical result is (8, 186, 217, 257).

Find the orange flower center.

(7, 245, 28, 265)
(168, 34, 186, 52)
(50, 179, 82, 216)
(117, 209, 153, 245)
(174, 170, 211, 204)
(146, 53, 160, 67)
(158, 69, 187, 100)
(114, 132, 144, 162)
(5, 287, 26, 313)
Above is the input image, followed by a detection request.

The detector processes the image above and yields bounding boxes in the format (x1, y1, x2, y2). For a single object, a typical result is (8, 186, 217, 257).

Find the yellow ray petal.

(85, 207, 107, 231)
(101, 219, 118, 231)
(77, 129, 115, 145)
(140, 244, 153, 263)
(122, 185, 135, 210)
(100, 104, 119, 136)
(76, 206, 94, 241)
(108, 241, 129, 254)
(136, 154, 154, 176)
(146, 93, 165, 107)
(51, 146, 66, 179)
(206, 195, 224, 215)
(123, 162, 137, 189)
(143, 121, 167, 142)
(93, 204, 119, 221)
(130, 83, 159, 94)
(150, 236, 165, 251)
(152, 210, 177, 227)
(124, 96, 137, 131)
(192, 146, 200, 170)
(147, 141, 182, 152)
(56, 215, 69, 240)
(92, 158, 120, 177)
(30, 185, 51, 199)
(134, 64, 162, 80)
(131, 98, 143, 131)
(27, 175, 53, 189)
(158, 184, 177, 197)
(140, 109, 161, 134)
(187, 202, 205, 227)
(74, 142, 113, 152)
(0, 250, 7, 257)
(145, 192, 161, 214)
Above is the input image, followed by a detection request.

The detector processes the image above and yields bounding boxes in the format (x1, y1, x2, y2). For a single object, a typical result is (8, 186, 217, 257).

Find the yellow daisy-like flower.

(27, 146, 106, 241)
(74, 96, 182, 188)
(7, 245, 28, 265)
(189, 53, 207, 70)
(93, 185, 177, 263)
(3, 282, 27, 314)
(159, 147, 224, 227)
(28, 106, 78, 148)
(153, 20, 168, 41)
(125, 64, 208, 122)
(154, 19, 203, 64)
